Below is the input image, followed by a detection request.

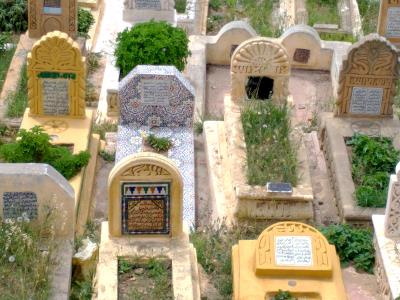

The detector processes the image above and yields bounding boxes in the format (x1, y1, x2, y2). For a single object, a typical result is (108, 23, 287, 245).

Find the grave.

(232, 222, 346, 299)
(335, 34, 399, 118)
(22, 30, 99, 235)
(96, 153, 200, 299)
(373, 162, 400, 299)
(28, 0, 78, 39)
(378, 0, 400, 48)
(123, 0, 176, 24)
(27, 31, 86, 118)
(0, 163, 75, 299)
(320, 34, 400, 225)
(116, 65, 195, 225)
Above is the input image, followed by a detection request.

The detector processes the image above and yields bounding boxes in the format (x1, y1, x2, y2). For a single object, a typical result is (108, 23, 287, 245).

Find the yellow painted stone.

(27, 31, 86, 118)
(232, 222, 347, 300)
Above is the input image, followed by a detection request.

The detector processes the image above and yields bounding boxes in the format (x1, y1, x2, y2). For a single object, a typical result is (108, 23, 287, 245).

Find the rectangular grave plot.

(42, 78, 70, 115)
(3, 192, 38, 220)
(121, 182, 170, 235)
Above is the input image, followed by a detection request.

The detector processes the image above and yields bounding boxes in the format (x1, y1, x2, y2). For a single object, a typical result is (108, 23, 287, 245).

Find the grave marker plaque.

(349, 87, 383, 115)
(135, 0, 161, 9)
(293, 48, 311, 64)
(275, 236, 313, 267)
(42, 79, 70, 115)
(140, 79, 171, 106)
(121, 182, 170, 235)
(386, 7, 400, 37)
(3, 192, 38, 220)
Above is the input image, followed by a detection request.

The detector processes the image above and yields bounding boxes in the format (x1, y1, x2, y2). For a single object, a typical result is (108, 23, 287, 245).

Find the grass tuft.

(6, 62, 27, 118)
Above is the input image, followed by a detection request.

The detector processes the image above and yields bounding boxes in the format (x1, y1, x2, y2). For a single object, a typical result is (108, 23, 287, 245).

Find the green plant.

(241, 101, 298, 186)
(357, 0, 379, 34)
(0, 0, 28, 32)
(0, 32, 11, 53)
(119, 258, 133, 274)
(85, 80, 98, 102)
(99, 150, 115, 162)
(319, 32, 357, 43)
(0, 126, 90, 179)
(87, 52, 101, 74)
(0, 42, 15, 93)
(207, 15, 224, 32)
(320, 224, 375, 273)
(307, 0, 339, 25)
(6, 62, 27, 118)
(92, 120, 118, 140)
(209, 0, 222, 10)
(146, 134, 173, 152)
(78, 7, 95, 38)
(0, 208, 57, 299)
(115, 21, 190, 77)
(347, 134, 399, 207)
(70, 277, 94, 300)
(272, 290, 297, 300)
(175, 0, 187, 13)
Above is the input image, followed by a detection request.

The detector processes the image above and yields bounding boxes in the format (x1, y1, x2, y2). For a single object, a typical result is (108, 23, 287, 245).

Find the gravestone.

(123, 0, 175, 23)
(335, 34, 399, 117)
(119, 65, 195, 127)
(378, 0, 400, 47)
(0, 164, 75, 238)
(230, 37, 290, 104)
(28, 0, 77, 39)
(232, 222, 346, 299)
(27, 31, 86, 118)
(108, 152, 183, 237)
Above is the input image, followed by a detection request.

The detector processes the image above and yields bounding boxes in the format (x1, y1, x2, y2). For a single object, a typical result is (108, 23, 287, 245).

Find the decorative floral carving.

(122, 164, 171, 177)
(385, 181, 400, 238)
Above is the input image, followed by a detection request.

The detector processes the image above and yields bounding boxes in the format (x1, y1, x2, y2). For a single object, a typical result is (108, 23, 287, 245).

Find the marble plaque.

(293, 48, 311, 64)
(140, 79, 172, 106)
(350, 87, 383, 114)
(386, 7, 400, 37)
(42, 79, 69, 115)
(135, 0, 161, 10)
(122, 182, 170, 234)
(3, 192, 38, 220)
(266, 182, 293, 193)
(275, 236, 313, 267)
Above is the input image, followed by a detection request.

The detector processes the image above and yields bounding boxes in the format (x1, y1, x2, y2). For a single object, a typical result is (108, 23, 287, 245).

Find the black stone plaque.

(293, 48, 311, 64)
(266, 182, 293, 193)
(3, 192, 38, 220)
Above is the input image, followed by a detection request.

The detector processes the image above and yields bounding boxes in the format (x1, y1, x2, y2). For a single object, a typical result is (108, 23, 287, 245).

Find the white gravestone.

(386, 7, 400, 37)
(42, 79, 70, 115)
(140, 79, 171, 106)
(350, 87, 383, 114)
(275, 236, 313, 267)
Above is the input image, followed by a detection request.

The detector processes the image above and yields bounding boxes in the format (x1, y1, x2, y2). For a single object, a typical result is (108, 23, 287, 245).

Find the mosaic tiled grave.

(122, 182, 170, 234)
(116, 126, 195, 226)
(119, 65, 195, 127)
(3, 192, 38, 220)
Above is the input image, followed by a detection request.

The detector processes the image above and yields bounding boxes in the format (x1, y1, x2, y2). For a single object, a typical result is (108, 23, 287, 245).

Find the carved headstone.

(108, 152, 183, 237)
(378, 0, 400, 47)
(231, 37, 290, 104)
(335, 34, 399, 117)
(119, 65, 195, 127)
(27, 31, 86, 118)
(28, 0, 77, 39)
(384, 162, 400, 238)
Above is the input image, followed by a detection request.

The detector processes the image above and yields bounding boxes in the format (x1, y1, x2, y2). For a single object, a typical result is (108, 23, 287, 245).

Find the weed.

(78, 7, 95, 38)
(271, 290, 297, 300)
(357, 0, 379, 34)
(99, 150, 115, 162)
(307, 0, 339, 25)
(92, 120, 118, 140)
(86, 80, 98, 103)
(319, 32, 357, 43)
(241, 101, 298, 186)
(320, 224, 375, 273)
(175, 0, 187, 13)
(0, 42, 15, 93)
(6, 62, 27, 118)
(209, 0, 222, 10)
(87, 52, 101, 74)
(119, 258, 133, 274)
(145, 134, 173, 152)
(70, 277, 94, 300)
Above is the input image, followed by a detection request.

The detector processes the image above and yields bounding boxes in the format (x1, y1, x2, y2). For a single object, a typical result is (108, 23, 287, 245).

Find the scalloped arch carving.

(230, 38, 290, 104)
(27, 31, 86, 118)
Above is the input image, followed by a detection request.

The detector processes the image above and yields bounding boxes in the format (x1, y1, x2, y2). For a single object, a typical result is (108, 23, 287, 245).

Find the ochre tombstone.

(27, 31, 86, 118)
(378, 0, 400, 47)
(108, 152, 183, 237)
(335, 34, 399, 117)
(232, 222, 347, 299)
(231, 37, 290, 104)
(28, 0, 77, 39)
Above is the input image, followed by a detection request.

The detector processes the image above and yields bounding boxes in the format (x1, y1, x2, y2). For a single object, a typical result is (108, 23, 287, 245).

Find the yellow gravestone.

(232, 222, 347, 300)
(27, 31, 86, 118)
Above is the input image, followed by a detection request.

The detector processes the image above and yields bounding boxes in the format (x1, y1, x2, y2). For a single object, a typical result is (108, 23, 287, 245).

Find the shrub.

(115, 21, 190, 77)
(347, 134, 399, 207)
(209, 0, 222, 10)
(357, 0, 379, 34)
(241, 101, 298, 186)
(320, 224, 375, 273)
(175, 0, 187, 13)
(78, 7, 95, 38)
(0, 0, 28, 32)
(0, 126, 90, 179)
(145, 134, 173, 152)
(272, 290, 296, 300)
(0, 32, 11, 53)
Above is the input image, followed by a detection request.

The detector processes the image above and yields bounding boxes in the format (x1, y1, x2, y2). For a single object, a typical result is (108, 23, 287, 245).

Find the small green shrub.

(209, 0, 222, 10)
(78, 7, 95, 38)
(357, 0, 379, 34)
(175, 0, 187, 13)
(115, 21, 190, 77)
(272, 290, 296, 300)
(92, 120, 118, 140)
(99, 150, 115, 162)
(146, 134, 173, 152)
(241, 101, 298, 186)
(347, 134, 399, 207)
(0, 0, 28, 32)
(87, 52, 101, 74)
(0, 36, 15, 93)
(0, 126, 90, 179)
(0, 32, 11, 53)
(6, 62, 27, 118)
(319, 32, 357, 43)
(320, 224, 375, 273)
(307, 0, 339, 25)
